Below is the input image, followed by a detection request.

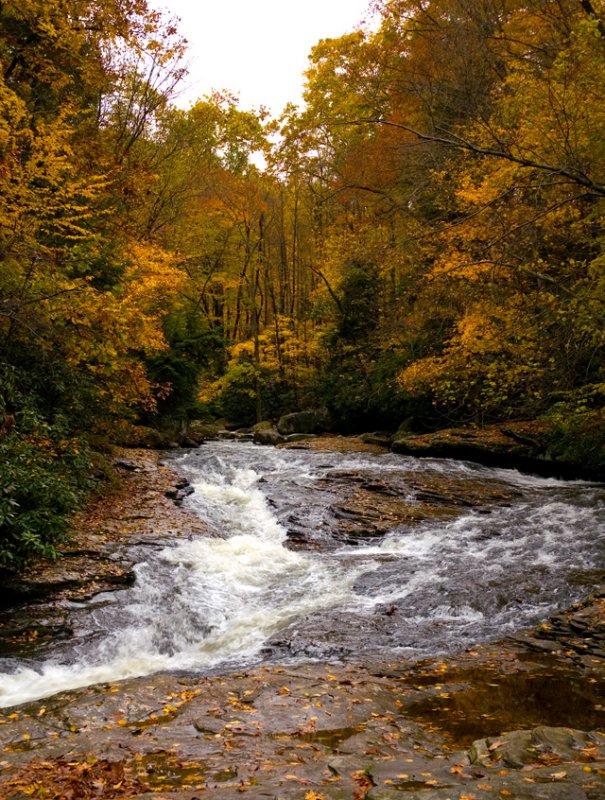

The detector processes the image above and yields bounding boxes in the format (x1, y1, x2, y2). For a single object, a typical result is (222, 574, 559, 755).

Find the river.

(0, 440, 603, 708)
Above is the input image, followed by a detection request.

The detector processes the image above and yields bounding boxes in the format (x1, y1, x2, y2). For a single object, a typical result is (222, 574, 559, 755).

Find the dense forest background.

(1, 0, 605, 568)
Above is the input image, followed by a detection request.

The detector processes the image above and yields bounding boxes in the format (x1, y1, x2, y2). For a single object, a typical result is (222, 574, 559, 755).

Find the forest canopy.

(1, 0, 605, 568)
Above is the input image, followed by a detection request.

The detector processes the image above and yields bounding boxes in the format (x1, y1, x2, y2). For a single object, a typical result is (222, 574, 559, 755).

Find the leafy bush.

(546, 387, 605, 472)
(0, 358, 95, 572)
(0, 422, 93, 571)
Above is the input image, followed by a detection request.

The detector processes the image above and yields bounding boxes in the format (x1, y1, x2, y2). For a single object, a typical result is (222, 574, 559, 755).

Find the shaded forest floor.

(0, 442, 604, 799)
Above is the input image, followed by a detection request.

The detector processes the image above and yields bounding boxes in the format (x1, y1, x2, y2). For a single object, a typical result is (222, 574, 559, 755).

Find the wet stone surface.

(0, 645, 603, 799)
(0, 437, 604, 798)
(283, 462, 521, 549)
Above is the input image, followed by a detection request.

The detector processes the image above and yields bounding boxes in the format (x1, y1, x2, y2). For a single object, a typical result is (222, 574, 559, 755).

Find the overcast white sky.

(153, 0, 374, 115)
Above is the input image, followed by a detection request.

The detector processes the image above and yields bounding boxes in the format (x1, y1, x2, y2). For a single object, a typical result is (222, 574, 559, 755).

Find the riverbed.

(0, 439, 603, 709)
(1, 438, 605, 799)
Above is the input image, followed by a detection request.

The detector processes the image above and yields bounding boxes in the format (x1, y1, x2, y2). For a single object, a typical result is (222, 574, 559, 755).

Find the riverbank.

(388, 420, 605, 482)
(0, 449, 205, 655)
(0, 438, 604, 799)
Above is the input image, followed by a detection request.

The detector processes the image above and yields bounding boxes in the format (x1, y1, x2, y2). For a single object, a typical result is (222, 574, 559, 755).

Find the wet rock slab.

(511, 590, 605, 665)
(282, 439, 521, 550)
(0, 644, 604, 799)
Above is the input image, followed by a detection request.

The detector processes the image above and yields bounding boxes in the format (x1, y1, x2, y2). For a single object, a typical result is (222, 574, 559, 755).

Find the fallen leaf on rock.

(300, 716, 318, 734)
(538, 753, 561, 766)
(352, 769, 375, 800)
(284, 774, 311, 784)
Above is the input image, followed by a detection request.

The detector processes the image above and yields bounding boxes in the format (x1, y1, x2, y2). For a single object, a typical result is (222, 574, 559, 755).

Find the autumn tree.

(0, 0, 189, 569)
(271, 0, 605, 443)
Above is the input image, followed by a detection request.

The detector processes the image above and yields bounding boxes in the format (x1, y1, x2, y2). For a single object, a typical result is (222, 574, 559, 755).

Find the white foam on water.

(0, 463, 363, 708)
(1, 442, 603, 708)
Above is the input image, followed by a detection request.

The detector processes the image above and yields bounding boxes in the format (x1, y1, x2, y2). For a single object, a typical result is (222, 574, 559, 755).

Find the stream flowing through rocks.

(0, 440, 604, 710)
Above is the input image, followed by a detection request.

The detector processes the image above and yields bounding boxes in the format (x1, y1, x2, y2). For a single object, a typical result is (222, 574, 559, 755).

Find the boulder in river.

(186, 420, 222, 443)
(360, 431, 393, 447)
(387, 420, 592, 478)
(253, 427, 286, 445)
(251, 420, 274, 432)
(392, 421, 547, 459)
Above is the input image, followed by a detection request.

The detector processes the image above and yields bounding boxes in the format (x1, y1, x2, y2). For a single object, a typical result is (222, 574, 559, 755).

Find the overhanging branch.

(351, 117, 605, 198)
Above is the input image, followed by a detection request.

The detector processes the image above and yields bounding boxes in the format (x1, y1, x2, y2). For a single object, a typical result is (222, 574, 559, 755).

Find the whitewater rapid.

(0, 440, 603, 708)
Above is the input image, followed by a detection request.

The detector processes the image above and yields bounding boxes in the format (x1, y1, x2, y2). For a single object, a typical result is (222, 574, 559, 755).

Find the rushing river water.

(1, 440, 604, 708)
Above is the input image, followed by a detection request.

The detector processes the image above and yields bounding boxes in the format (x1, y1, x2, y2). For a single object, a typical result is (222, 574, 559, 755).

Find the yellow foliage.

(33, 242, 187, 413)
(398, 298, 546, 419)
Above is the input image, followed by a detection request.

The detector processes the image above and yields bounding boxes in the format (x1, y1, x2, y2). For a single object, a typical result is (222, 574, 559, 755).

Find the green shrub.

(0, 358, 95, 572)
(0, 422, 93, 571)
(547, 388, 605, 471)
